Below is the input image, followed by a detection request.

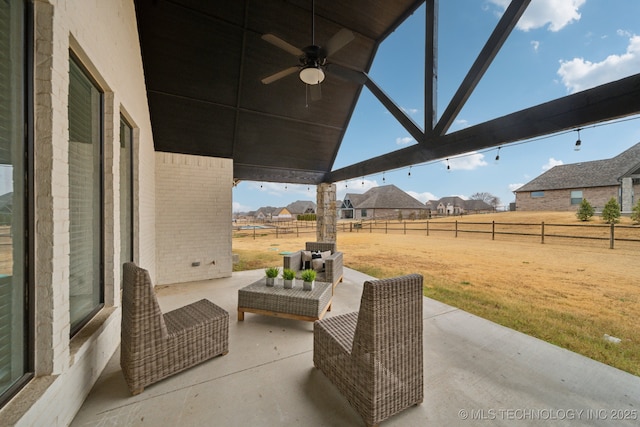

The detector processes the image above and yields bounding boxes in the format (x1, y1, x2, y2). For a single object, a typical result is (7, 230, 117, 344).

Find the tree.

(631, 200, 640, 224)
(470, 192, 501, 209)
(576, 199, 594, 221)
(601, 197, 621, 224)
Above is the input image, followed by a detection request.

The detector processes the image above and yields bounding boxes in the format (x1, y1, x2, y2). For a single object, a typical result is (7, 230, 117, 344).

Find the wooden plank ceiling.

(134, 0, 640, 185)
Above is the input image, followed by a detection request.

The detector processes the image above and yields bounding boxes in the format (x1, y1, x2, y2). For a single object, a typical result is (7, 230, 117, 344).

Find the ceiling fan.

(260, 0, 354, 101)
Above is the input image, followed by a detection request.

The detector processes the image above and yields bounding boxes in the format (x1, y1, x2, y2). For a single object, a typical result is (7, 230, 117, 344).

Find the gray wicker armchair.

(313, 274, 424, 427)
(120, 262, 229, 395)
(283, 242, 343, 289)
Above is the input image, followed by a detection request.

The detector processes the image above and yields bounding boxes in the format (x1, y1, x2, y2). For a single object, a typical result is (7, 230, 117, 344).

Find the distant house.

(425, 196, 493, 216)
(251, 206, 281, 221)
(340, 184, 429, 220)
(286, 200, 316, 216)
(514, 142, 640, 212)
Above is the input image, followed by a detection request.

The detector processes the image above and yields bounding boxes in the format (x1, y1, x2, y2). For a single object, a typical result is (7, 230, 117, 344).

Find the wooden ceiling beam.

(325, 73, 640, 183)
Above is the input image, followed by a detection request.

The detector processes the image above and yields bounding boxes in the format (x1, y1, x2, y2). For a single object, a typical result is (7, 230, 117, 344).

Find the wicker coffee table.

(238, 279, 333, 322)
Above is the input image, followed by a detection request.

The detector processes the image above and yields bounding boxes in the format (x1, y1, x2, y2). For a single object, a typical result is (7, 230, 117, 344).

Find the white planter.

(303, 280, 314, 291)
(283, 279, 294, 289)
(265, 277, 275, 287)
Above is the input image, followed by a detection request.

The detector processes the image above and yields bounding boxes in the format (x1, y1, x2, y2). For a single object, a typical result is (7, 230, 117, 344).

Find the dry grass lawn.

(232, 212, 639, 376)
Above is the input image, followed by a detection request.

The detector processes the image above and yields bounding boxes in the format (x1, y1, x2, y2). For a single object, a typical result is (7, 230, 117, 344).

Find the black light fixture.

(575, 129, 582, 151)
(382, 171, 386, 183)
(408, 166, 412, 177)
(495, 147, 501, 162)
(446, 159, 450, 171)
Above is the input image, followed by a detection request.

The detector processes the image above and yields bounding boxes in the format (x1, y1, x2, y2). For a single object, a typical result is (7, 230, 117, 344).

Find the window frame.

(68, 52, 105, 337)
(570, 190, 583, 205)
(531, 191, 544, 198)
(0, 0, 34, 408)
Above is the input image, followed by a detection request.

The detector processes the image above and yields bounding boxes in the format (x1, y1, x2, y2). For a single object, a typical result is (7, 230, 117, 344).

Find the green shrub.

(301, 269, 316, 282)
(576, 199, 594, 221)
(281, 268, 295, 280)
(601, 197, 621, 224)
(632, 200, 640, 224)
(264, 267, 279, 278)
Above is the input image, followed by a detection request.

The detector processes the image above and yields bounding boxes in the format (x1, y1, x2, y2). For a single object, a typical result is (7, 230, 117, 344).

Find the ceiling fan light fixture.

(299, 66, 325, 85)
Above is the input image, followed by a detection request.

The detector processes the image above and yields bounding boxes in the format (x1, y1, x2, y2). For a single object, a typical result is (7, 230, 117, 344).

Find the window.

(119, 117, 133, 268)
(570, 190, 583, 205)
(0, 0, 30, 405)
(531, 191, 544, 198)
(361, 209, 367, 217)
(68, 56, 103, 335)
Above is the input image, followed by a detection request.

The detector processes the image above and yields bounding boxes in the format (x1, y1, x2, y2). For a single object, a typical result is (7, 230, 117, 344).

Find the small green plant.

(264, 267, 279, 278)
(301, 269, 316, 282)
(601, 197, 621, 224)
(631, 200, 640, 224)
(282, 268, 295, 280)
(576, 198, 595, 221)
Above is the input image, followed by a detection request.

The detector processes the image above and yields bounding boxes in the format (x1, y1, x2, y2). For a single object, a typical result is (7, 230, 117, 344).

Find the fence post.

(404, 221, 407, 235)
(253, 226, 256, 240)
(426, 220, 429, 236)
(370, 222, 372, 233)
(541, 221, 544, 244)
(276, 226, 279, 238)
(296, 224, 299, 237)
(610, 223, 615, 249)
(455, 220, 458, 238)
(385, 221, 388, 234)
(492, 221, 495, 240)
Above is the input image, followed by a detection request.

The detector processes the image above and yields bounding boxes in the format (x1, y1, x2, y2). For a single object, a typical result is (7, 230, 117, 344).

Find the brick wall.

(155, 152, 233, 285)
(0, 1, 157, 426)
(515, 186, 620, 211)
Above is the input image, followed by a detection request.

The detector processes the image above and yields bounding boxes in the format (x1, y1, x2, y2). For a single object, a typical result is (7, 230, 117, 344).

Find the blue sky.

(233, 0, 640, 213)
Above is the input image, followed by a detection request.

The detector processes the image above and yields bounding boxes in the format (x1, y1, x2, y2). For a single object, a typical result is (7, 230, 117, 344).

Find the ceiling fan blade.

(261, 34, 304, 57)
(309, 83, 322, 101)
(325, 28, 354, 57)
(261, 66, 299, 84)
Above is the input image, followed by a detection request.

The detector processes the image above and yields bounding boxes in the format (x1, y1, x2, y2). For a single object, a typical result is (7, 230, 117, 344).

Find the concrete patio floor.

(71, 268, 639, 426)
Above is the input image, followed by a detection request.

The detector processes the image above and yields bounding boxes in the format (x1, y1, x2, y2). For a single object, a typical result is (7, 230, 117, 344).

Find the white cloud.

(407, 190, 438, 203)
(489, 0, 585, 32)
(454, 119, 469, 128)
(401, 107, 419, 115)
(617, 29, 633, 38)
(396, 136, 414, 146)
(531, 40, 540, 52)
(441, 152, 488, 171)
(557, 35, 640, 93)
(337, 179, 377, 201)
(542, 157, 564, 171)
(232, 201, 253, 213)
(509, 183, 525, 192)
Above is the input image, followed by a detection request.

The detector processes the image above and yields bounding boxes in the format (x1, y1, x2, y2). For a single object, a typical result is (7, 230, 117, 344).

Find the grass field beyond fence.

(233, 212, 639, 376)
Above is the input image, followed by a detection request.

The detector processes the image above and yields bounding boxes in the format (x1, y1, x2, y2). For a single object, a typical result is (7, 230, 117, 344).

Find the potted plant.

(264, 267, 279, 287)
(282, 268, 296, 289)
(301, 269, 316, 291)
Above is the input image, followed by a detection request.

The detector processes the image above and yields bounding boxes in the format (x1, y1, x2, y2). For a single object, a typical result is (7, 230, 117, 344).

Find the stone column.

(620, 177, 633, 212)
(316, 183, 337, 243)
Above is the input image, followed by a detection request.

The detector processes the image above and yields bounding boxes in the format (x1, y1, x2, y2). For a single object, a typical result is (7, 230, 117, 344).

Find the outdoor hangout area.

(70, 267, 638, 426)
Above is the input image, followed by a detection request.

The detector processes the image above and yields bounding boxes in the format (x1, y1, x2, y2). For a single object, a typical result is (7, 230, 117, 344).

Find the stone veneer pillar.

(316, 183, 337, 243)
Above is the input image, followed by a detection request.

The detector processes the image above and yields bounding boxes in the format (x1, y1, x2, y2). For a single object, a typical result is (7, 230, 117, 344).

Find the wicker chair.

(120, 262, 229, 395)
(283, 242, 343, 289)
(313, 274, 424, 427)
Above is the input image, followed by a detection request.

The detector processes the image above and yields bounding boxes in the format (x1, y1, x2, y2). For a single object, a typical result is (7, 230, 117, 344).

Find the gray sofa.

(283, 242, 343, 289)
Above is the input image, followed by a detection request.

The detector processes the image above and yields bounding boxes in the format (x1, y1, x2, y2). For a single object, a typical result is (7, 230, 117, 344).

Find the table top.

(239, 278, 331, 299)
